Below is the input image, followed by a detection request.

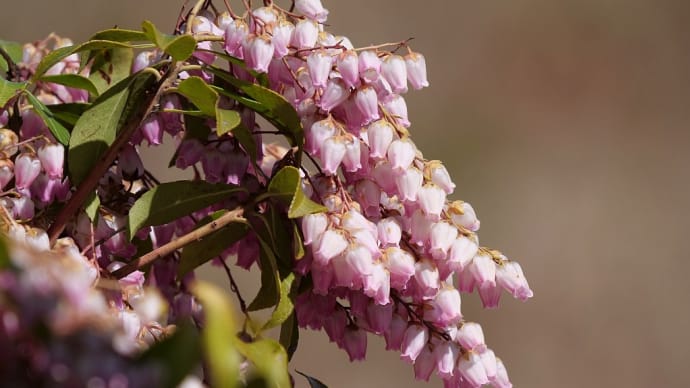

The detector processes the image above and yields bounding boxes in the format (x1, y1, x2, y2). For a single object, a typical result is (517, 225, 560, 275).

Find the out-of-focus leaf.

(84, 191, 100, 223)
(141, 20, 196, 61)
(0, 77, 25, 107)
(197, 49, 269, 87)
(68, 71, 156, 184)
(178, 211, 249, 277)
(40, 74, 99, 97)
(296, 371, 329, 388)
(25, 92, 70, 145)
(192, 282, 241, 388)
(0, 235, 10, 269)
(268, 166, 327, 218)
(48, 103, 90, 128)
(33, 40, 134, 80)
(279, 312, 299, 361)
(0, 40, 22, 73)
(235, 339, 291, 388)
(127, 180, 244, 239)
(292, 222, 305, 260)
(137, 322, 201, 388)
(87, 47, 134, 94)
(262, 272, 296, 331)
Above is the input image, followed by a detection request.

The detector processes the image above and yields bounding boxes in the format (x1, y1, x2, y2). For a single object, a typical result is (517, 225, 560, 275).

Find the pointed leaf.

(278, 312, 299, 361)
(0, 77, 25, 107)
(90, 29, 149, 42)
(127, 180, 244, 239)
(216, 108, 242, 136)
(248, 232, 280, 311)
(25, 92, 70, 145)
(47, 103, 90, 128)
(137, 322, 201, 388)
(68, 71, 156, 184)
(178, 212, 249, 277)
(40, 74, 99, 96)
(84, 191, 100, 223)
(192, 282, 241, 388)
(177, 76, 218, 117)
(0, 40, 22, 73)
(268, 166, 327, 218)
(197, 49, 269, 87)
(235, 339, 290, 388)
(262, 273, 296, 331)
(87, 47, 134, 94)
(142, 20, 196, 61)
(296, 371, 329, 388)
(33, 40, 134, 80)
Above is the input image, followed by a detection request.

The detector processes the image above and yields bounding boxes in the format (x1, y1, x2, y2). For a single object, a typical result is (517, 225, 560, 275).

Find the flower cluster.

(0, 0, 532, 386)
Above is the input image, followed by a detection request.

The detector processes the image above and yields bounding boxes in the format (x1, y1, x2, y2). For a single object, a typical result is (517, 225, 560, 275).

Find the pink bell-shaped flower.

(15, 153, 41, 190)
(405, 51, 429, 89)
(381, 54, 408, 94)
(242, 34, 274, 73)
(294, 0, 329, 23)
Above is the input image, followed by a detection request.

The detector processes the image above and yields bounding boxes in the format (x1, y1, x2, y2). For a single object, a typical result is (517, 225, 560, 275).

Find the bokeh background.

(3, 1, 690, 387)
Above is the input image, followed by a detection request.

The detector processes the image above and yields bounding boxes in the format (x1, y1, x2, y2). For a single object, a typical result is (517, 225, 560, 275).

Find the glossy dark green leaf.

(40, 74, 99, 96)
(47, 103, 90, 128)
(0, 40, 22, 73)
(84, 191, 100, 223)
(268, 166, 327, 218)
(296, 371, 329, 388)
(197, 49, 269, 87)
(262, 273, 296, 331)
(68, 71, 156, 184)
(178, 213, 249, 277)
(25, 92, 70, 145)
(127, 180, 244, 239)
(177, 76, 218, 117)
(33, 40, 133, 80)
(216, 108, 242, 136)
(278, 312, 299, 361)
(0, 77, 25, 107)
(137, 322, 201, 388)
(89, 29, 149, 42)
(87, 47, 134, 94)
(248, 233, 280, 311)
(141, 20, 196, 61)
(192, 282, 241, 388)
(206, 67, 303, 150)
(235, 339, 290, 388)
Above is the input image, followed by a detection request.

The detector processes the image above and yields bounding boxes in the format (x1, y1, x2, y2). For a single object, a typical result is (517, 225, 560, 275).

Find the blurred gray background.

(3, 0, 690, 387)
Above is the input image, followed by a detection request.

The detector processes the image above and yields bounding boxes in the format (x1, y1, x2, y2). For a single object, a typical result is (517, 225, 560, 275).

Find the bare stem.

(220, 259, 249, 315)
(112, 207, 246, 278)
(0, 46, 19, 81)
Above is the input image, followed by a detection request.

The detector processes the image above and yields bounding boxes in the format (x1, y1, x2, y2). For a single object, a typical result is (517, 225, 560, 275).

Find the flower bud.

(342, 327, 367, 361)
(224, 19, 249, 57)
(492, 357, 513, 388)
(400, 324, 429, 363)
(0, 128, 18, 158)
(366, 301, 393, 334)
(448, 200, 480, 231)
(414, 345, 435, 381)
(354, 86, 380, 125)
(377, 217, 402, 247)
(381, 54, 408, 94)
(313, 229, 348, 264)
(291, 19, 319, 49)
(319, 77, 349, 112)
(448, 236, 479, 272)
(479, 348, 498, 380)
(242, 35, 274, 73)
(307, 50, 334, 89)
(359, 50, 381, 83)
(302, 213, 328, 245)
(117, 144, 144, 180)
(430, 222, 458, 260)
(384, 247, 415, 290)
(0, 159, 14, 189)
(140, 115, 163, 146)
(367, 119, 395, 159)
(387, 138, 416, 172)
(384, 312, 408, 350)
(457, 322, 486, 352)
(414, 259, 440, 297)
(342, 136, 362, 172)
(458, 352, 489, 387)
(15, 153, 41, 190)
(272, 20, 294, 58)
(295, 0, 329, 22)
(434, 341, 460, 379)
(418, 184, 446, 220)
(470, 253, 496, 287)
(321, 136, 346, 175)
(336, 50, 360, 88)
(175, 139, 205, 169)
(395, 167, 423, 202)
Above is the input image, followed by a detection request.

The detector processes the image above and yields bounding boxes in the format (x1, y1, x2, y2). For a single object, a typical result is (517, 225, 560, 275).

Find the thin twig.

(112, 207, 246, 278)
(219, 259, 249, 315)
(0, 46, 19, 81)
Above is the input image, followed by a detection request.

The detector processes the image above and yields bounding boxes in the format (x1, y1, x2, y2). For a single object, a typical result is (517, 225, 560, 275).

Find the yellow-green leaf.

(142, 20, 196, 61)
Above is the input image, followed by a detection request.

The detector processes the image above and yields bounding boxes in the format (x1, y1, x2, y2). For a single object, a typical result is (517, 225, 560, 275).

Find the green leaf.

(278, 312, 299, 361)
(142, 20, 196, 61)
(68, 71, 156, 184)
(25, 92, 70, 145)
(47, 103, 90, 128)
(206, 67, 303, 151)
(177, 76, 218, 117)
(216, 108, 242, 136)
(292, 222, 305, 260)
(87, 47, 134, 94)
(0, 77, 25, 107)
(33, 40, 134, 80)
(90, 28, 149, 42)
(296, 371, 329, 388)
(40, 74, 99, 97)
(192, 282, 241, 388)
(197, 49, 269, 87)
(137, 322, 201, 388)
(235, 339, 291, 388)
(84, 191, 100, 223)
(0, 40, 22, 73)
(262, 273, 296, 331)
(248, 233, 280, 311)
(127, 180, 244, 239)
(268, 166, 327, 218)
(178, 213, 249, 277)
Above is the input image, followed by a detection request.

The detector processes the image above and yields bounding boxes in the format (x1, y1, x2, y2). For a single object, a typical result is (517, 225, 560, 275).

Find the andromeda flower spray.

(0, 0, 532, 386)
